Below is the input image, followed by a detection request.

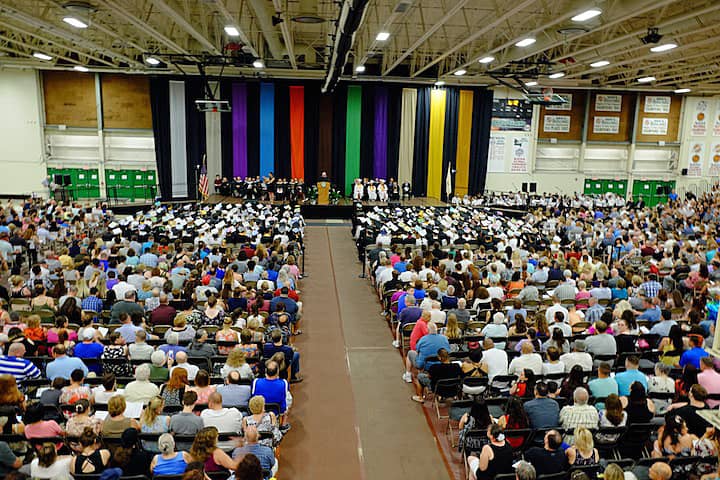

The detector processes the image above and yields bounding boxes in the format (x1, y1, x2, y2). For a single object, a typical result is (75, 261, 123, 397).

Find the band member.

(353, 178, 364, 201)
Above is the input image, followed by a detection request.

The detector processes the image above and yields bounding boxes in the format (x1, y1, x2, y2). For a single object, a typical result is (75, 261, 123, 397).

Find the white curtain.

(205, 82, 222, 193)
(169, 80, 188, 198)
(398, 88, 417, 185)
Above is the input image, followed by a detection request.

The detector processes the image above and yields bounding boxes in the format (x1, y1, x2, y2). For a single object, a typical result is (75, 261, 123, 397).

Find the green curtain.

(345, 85, 362, 194)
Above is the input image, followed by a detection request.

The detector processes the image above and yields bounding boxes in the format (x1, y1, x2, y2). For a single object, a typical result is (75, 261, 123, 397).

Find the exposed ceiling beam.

(0, 32, 82, 65)
(0, 20, 118, 67)
(272, 0, 296, 69)
(0, 2, 142, 67)
(95, 0, 190, 56)
(150, 0, 221, 55)
(247, 0, 284, 60)
(603, 50, 720, 85)
(381, 0, 465, 76)
(214, 0, 259, 59)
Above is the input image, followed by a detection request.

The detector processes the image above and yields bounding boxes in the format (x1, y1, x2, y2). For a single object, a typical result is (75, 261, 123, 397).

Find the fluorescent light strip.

(525, 81, 538, 86)
(355, 65, 366, 73)
(224, 26, 240, 37)
(145, 57, 160, 65)
(253, 59, 265, 69)
(33, 52, 53, 61)
(650, 43, 677, 53)
(571, 9, 602, 22)
(637, 76, 656, 83)
(63, 17, 88, 28)
(453, 69, 467, 76)
(434, 80, 445, 86)
(478, 56, 494, 64)
(590, 60, 609, 68)
(674, 88, 691, 93)
(515, 38, 536, 47)
(73, 65, 89, 72)
(376, 32, 390, 41)
(548, 72, 565, 79)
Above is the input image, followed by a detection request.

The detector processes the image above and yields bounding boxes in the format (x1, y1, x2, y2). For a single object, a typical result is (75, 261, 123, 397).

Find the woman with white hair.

(124, 364, 160, 404)
(150, 433, 192, 475)
(482, 312, 508, 350)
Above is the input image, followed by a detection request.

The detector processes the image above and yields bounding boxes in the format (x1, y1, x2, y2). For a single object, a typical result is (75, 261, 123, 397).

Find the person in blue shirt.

(394, 257, 408, 273)
(45, 344, 89, 380)
(614, 355, 648, 396)
(73, 330, 104, 375)
(413, 322, 450, 370)
(251, 361, 289, 413)
(680, 334, 709, 369)
(636, 298, 661, 323)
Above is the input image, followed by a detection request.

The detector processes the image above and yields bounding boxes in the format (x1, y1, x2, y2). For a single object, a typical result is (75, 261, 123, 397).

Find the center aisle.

(281, 225, 449, 480)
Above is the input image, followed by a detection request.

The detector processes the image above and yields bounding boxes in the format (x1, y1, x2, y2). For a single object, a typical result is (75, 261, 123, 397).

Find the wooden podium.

(317, 181, 330, 205)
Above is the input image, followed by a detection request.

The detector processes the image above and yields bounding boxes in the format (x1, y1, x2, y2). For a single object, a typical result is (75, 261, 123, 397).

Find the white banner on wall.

(688, 142, 705, 176)
(644, 96, 671, 113)
(543, 115, 571, 133)
(691, 99, 709, 136)
(595, 94, 622, 112)
(593, 116, 620, 134)
(546, 94, 572, 111)
(641, 118, 669, 136)
(488, 135, 506, 172)
(511, 136, 529, 173)
(710, 143, 720, 176)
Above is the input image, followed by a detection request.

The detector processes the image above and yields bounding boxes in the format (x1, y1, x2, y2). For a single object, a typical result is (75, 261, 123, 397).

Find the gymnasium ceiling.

(1, 0, 720, 93)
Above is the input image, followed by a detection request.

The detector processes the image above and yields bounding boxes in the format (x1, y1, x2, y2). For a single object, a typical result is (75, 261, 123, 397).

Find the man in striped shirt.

(0, 343, 41, 382)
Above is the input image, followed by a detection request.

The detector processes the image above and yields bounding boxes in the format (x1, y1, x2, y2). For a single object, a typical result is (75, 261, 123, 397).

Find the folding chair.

(488, 374, 516, 396)
(446, 398, 473, 447)
(400, 322, 416, 355)
(432, 377, 462, 420)
(593, 426, 627, 460)
(620, 423, 657, 459)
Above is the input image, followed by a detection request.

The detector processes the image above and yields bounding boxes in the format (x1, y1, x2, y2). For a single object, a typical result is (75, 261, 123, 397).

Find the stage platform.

(203, 195, 448, 220)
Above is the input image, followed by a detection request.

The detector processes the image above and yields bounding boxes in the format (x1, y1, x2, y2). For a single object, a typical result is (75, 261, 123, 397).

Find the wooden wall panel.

(43, 71, 97, 127)
(538, 91, 586, 141)
(587, 92, 636, 142)
(635, 94, 681, 143)
(101, 74, 152, 129)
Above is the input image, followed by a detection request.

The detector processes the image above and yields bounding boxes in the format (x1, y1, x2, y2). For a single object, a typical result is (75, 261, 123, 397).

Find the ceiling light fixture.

(33, 52, 53, 61)
(478, 56, 495, 64)
(650, 43, 677, 53)
(515, 38, 536, 47)
(73, 65, 89, 72)
(63, 16, 88, 28)
(571, 8, 602, 22)
(674, 88, 691, 93)
(434, 80, 445, 86)
(145, 56, 160, 66)
(525, 81, 538, 86)
(376, 32, 390, 41)
(355, 65, 366, 73)
(224, 26, 240, 37)
(548, 72, 565, 79)
(590, 60, 610, 67)
(253, 59, 265, 69)
(637, 76, 656, 83)
(453, 69, 467, 76)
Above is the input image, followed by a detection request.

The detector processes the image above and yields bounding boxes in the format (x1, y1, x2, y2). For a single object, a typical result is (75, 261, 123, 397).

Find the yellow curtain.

(426, 89, 446, 199)
(454, 90, 474, 196)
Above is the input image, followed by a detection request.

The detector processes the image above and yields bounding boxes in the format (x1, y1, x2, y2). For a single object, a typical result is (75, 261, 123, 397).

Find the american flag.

(198, 161, 209, 199)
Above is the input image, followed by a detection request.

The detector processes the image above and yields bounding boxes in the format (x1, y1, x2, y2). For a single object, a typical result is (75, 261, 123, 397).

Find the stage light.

(224, 26, 240, 37)
(674, 88, 691, 93)
(453, 69, 467, 76)
(73, 65, 89, 72)
(376, 32, 390, 41)
(478, 56, 494, 64)
(33, 52, 53, 61)
(548, 72, 565, 79)
(63, 16, 88, 28)
(650, 43, 677, 53)
(590, 60, 609, 67)
(434, 80, 445, 86)
(637, 76, 655, 83)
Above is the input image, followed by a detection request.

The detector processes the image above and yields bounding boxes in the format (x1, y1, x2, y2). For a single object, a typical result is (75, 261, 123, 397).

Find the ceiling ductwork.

(322, 0, 370, 93)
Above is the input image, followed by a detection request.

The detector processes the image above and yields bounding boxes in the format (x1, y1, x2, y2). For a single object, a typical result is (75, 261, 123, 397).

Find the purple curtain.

(373, 87, 388, 179)
(232, 83, 248, 178)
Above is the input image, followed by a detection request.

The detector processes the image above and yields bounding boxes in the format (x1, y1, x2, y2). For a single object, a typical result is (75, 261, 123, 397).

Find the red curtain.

(289, 86, 305, 178)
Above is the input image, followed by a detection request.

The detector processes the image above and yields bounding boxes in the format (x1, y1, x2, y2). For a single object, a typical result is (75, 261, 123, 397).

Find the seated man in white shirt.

(170, 351, 200, 381)
(509, 341, 543, 376)
(559, 339, 593, 373)
(200, 392, 244, 450)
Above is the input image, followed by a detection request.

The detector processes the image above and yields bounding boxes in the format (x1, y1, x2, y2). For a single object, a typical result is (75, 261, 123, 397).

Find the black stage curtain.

(359, 85, 375, 180)
(441, 87, 459, 202)
(219, 80, 234, 180)
(274, 82, 291, 179)
(331, 85, 348, 194)
(412, 87, 430, 196)
(468, 88, 493, 195)
(246, 83, 260, 178)
(304, 83, 320, 185)
(184, 77, 206, 200)
(149, 78, 172, 201)
(386, 85, 402, 181)
(318, 94, 334, 178)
